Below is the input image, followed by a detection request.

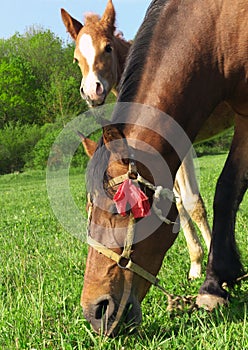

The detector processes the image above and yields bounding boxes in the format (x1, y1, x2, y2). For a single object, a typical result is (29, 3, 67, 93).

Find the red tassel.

(113, 179, 151, 218)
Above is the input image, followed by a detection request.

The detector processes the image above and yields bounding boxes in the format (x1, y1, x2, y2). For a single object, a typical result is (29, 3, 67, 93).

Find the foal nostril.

(96, 82, 104, 96)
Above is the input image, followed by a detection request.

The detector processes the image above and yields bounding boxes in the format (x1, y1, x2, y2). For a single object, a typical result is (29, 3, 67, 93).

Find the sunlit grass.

(1, 155, 248, 349)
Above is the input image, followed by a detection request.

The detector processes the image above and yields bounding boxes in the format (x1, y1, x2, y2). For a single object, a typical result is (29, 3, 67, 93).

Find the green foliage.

(0, 56, 38, 127)
(25, 123, 62, 170)
(0, 123, 41, 174)
(0, 27, 88, 126)
(26, 121, 88, 171)
(195, 128, 233, 156)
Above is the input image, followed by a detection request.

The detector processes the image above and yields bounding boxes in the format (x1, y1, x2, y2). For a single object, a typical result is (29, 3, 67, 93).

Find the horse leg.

(197, 115, 248, 310)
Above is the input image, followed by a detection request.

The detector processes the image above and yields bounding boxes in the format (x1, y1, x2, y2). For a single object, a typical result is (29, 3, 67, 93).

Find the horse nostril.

(95, 299, 109, 319)
(93, 296, 115, 321)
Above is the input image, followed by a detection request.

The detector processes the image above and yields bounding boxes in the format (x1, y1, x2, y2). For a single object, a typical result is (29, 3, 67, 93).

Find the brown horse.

(61, 0, 213, 279)
(82, 0, 248, 335)
(80, 0, 247, 336)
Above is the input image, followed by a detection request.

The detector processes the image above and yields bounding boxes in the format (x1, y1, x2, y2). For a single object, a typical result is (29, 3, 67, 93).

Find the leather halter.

(87, 160, 176, 270)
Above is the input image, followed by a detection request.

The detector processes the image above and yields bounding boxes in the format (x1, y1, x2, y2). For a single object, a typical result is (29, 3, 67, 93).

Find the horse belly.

(194, 102, 234, 144)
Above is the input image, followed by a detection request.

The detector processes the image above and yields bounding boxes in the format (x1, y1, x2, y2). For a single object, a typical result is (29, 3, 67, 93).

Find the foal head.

(61, 0, 130, 107)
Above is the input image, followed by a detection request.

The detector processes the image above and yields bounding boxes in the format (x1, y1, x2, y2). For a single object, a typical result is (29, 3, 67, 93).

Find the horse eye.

(122, 158, 129, 165)
(73, 58, 79, 64)
(105, 44, 112, 53)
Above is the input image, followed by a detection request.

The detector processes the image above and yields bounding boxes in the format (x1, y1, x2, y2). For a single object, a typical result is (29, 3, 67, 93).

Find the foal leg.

(178, 151, 212, 250)
(197, 115, 248, 310)
(174, 179, 204, 279)
(174, 150, 212, 279)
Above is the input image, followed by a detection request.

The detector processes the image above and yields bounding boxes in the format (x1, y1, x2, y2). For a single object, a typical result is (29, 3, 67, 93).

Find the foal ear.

(77, 131, 97, 158)
(61, 9, 83, 41)
(101, 0, 116, 33)
(103, 125, 128, 156)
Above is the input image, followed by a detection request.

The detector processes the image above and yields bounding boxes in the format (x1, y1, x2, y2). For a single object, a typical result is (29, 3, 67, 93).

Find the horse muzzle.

(82, 293, 142, 336)
(80, 81, 107, 107)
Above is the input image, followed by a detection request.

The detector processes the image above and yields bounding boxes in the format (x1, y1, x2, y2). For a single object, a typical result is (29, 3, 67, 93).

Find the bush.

(0, 123, 41, 174)
(26, 121, 89, 170)
(26, 123, 62, 170)
(195, 128, 233, 156)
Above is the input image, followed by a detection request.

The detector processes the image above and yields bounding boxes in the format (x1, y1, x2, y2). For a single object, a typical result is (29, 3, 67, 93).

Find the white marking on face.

(78, 33, 109, 103)
(79, 34, 96, 70)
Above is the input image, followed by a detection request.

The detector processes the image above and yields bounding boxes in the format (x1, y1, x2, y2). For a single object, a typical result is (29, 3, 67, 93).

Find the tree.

(0, 56, 38, 127)
(0, 27, 88, 127)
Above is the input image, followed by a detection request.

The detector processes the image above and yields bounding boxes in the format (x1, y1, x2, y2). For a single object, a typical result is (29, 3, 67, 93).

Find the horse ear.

(61, 9, 83, 40)
(77, 131, 97, 158)
(101, 0, 116, 33)
(103, 125, 128, 156)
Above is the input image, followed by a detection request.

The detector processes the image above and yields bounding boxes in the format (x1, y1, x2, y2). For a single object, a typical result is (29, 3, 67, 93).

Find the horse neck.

(118, 0, 246, 142)
(113, 36, 131, 90)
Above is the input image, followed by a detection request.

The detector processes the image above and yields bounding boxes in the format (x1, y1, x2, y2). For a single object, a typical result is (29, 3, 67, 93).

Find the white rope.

(136, 175, 177, 225)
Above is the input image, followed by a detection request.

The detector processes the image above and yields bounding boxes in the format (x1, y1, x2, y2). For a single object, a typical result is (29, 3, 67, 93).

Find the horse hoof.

(196, 294, 229, 311)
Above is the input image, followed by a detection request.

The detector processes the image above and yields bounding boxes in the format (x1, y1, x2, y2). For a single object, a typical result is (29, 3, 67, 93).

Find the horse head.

(80, 119, 179, 336)
(61, 0, 130, 107)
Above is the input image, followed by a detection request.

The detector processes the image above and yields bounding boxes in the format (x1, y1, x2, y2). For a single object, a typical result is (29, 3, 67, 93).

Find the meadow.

(1, 154, 248, 349)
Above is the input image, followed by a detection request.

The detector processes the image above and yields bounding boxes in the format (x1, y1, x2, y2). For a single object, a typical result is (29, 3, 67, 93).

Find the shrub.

(26, 121, 89, 170)
(0, 123, 41, 174)
(195, 128, 233, 156)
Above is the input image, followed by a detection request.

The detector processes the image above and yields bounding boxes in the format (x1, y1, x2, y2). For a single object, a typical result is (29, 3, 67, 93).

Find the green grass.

(1, 154, 248, 349)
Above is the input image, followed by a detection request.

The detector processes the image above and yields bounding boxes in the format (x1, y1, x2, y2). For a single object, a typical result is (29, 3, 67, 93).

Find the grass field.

(1, 154, 248, 349)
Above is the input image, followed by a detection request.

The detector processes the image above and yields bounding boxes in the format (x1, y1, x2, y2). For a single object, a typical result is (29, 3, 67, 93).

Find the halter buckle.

(128, 156, 138, 179)
(117, 256, 131, 269)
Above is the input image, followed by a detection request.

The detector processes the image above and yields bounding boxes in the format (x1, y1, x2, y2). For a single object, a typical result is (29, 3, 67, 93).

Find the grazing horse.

(61, 0, 214, 279)
(80, 0, 248, 336)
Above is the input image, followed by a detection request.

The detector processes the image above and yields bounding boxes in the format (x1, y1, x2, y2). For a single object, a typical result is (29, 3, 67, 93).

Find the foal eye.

(105, 44, 112, 53)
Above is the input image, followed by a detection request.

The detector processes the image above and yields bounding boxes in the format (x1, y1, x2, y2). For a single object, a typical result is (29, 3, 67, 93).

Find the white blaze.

(79, 34, 99, 98)
(79, 34, 96, 69)
(78, 33, 108, 102)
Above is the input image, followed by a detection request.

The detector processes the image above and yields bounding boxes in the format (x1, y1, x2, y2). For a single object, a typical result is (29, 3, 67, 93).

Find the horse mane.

(86, 123, 126, 195)
(87, 0, 165, 192)
(116, 0, 165, 105)
(87, 137, 110, 195)
(83, 12, 101, 26)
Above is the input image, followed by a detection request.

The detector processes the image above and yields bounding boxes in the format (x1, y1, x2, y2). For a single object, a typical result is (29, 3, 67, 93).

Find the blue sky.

(0, 0, 151, 42)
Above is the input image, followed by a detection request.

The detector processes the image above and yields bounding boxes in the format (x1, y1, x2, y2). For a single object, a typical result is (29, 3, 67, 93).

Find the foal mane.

(82, 11, 130, 52)
(83, 13, 101, 26)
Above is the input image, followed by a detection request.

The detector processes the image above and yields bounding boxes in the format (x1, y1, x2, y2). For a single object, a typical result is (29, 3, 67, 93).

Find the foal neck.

(113, 36, 131, 91)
